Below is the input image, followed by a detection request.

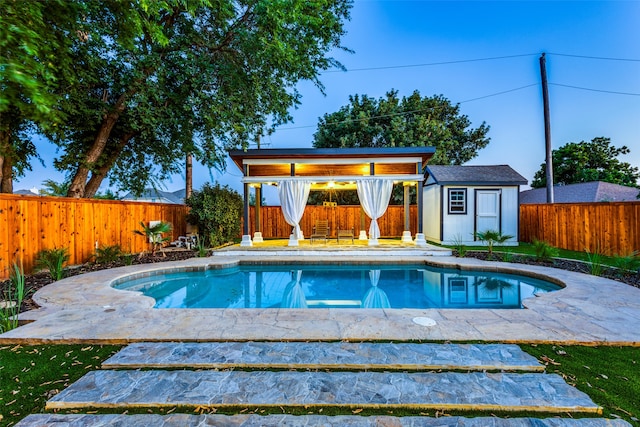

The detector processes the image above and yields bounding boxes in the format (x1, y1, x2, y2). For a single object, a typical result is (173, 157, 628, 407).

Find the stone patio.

(1, 247, 639, 345)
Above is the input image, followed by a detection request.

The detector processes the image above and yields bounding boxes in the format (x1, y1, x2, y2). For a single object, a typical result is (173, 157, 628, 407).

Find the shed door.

(475, 190, 501, 234)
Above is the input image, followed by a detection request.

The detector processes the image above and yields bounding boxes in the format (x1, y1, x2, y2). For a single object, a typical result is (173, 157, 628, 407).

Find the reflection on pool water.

(114, 264, 561, 309)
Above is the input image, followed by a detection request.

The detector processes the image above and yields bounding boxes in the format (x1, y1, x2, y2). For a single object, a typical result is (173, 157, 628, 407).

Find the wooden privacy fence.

(519, 202, 640, 256)
(0, 194, 188, 279)
(249, 205, 418, 239)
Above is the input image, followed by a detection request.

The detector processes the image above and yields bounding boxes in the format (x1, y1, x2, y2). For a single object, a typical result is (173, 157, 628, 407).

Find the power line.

(273, 83, 539, 132)
(322, 53, 538, 74)
(547, 52, 640, 62)
(550, 83, 640, 97)
(460, 84, 538, 104)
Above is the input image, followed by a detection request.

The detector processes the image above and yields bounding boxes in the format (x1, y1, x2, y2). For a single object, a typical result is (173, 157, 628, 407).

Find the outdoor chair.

(310, 220, 330, 244)
(337, 227, 355, 244)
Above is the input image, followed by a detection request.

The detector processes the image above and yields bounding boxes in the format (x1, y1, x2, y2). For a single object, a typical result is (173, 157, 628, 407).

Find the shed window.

(448, 189, 467, 214)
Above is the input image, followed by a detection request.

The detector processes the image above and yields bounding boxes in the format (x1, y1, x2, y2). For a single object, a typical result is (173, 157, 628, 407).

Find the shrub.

(134, 221, 172, 256)
(35, 247, 70, 281)
(0, 262, 28, 333)
(451, 234, 467, 257)
(94, 244, 124, 264)
(532, 239, 559, 262)
(613, 250, 640, 275)
(585, 247, 604, 276)
(186, 183, 243, 247)
(474, 230, 513, 258)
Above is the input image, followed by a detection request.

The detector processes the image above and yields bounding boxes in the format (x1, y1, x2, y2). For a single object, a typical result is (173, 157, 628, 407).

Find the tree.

(0, 0, 82, 192)
(313, 90, 490, 164)
(531, 137, 640, 188)
(310, 90, 490, 204)
(45, 0, 352, 198)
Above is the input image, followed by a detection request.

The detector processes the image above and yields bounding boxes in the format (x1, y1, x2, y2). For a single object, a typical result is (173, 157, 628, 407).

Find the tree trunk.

(83, 132, 134, 198)
(67, 93, 128, 198)
(185, 153, 193, 200)
(0, 129, 13, 193)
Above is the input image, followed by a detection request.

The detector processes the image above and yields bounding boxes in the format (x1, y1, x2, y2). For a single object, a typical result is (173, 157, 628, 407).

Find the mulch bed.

(2, 250, 199, 313)
(465, 251, 640, 290)
(3, 249, 639, 315)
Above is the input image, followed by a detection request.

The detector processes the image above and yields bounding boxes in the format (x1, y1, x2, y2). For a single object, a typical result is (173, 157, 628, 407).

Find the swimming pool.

(113, 263, 561, 309)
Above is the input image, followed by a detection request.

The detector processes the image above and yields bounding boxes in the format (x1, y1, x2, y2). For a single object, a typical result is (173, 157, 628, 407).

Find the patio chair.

(310, 220, 329, 244)
(337, 227, 354, 244)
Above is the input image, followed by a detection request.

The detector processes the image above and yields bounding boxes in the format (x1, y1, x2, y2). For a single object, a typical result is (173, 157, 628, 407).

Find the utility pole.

(539, 52, 554, 203)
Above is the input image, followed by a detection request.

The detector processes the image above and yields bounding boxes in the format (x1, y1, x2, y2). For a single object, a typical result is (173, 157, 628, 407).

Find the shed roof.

(425, 165, 528, 186)
(520, 181, 640, 204)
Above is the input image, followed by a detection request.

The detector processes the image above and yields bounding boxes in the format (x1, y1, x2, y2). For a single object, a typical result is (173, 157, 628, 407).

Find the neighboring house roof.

(520, 181, 640, 204)
(122, 188, 186, 204)
(425, 165, 528, 186)
(13, 188, 41, 196)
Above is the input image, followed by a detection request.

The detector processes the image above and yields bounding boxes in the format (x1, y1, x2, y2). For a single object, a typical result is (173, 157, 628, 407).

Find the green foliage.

(35, 247, 70, 281)
(0, 262, 28, 333)
(313, 90, 490, 165)
(186, 183, 243, 247)
(93, 244, 124, 264)
(42, 0, 352, 197)
(40, 179, 70, 197)
(451, 235, 467, 258)
(532, 239, 559, 262)
(0, 344, 121, 426)
(585, 247, 604, 276)
(121, 253, 135, 266)
(0, 0, 83, 191)
(134, 221, 172, 256)
(613, 250, 640, 274)
(195, 235, 210, 257)
(531, 137, 640, 189)
(474, 230, 513, 257)
(521, 344, 640, 424)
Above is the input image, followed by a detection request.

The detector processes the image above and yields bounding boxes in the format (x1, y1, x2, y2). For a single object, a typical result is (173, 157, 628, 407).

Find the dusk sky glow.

(17, 1, 640, 202)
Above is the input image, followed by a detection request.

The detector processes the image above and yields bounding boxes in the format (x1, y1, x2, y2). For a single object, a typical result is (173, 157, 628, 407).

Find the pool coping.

(2, 254, 639, 345)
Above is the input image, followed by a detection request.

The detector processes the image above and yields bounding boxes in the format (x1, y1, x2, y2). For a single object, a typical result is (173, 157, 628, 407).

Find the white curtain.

(362, 270, 390, 308)
(282, 270, 307, 308)
(356, 179, 393, 245)
(278, 180, 311, 240)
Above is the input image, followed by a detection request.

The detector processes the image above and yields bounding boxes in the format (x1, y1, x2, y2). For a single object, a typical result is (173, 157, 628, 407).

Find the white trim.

(243, 157, 423, 165)
(242, 174, 424, 184)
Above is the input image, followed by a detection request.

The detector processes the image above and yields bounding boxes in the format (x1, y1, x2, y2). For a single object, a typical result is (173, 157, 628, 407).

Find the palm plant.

(474, 230, 513, 258)
(35, 247, 70, 280)
(134, 221, 172, 257)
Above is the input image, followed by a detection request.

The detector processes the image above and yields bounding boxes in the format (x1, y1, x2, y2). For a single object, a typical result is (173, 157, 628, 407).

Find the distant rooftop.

(520, 181, 640, 204)
(425, 165, 528, 186)
(122, 188, 186, 204)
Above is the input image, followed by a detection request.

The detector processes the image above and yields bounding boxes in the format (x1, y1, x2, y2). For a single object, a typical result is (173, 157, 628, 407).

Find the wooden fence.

(519, 202, 640, 256)
(0, 194, 188, 279)
(250, 205, 418, 239)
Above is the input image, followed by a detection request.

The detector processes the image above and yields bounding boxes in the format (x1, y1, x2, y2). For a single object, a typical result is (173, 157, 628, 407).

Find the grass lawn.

(0, 343, 638, 426)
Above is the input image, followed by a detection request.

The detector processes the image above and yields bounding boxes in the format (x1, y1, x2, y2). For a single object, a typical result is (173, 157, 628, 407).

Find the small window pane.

(448, 189, 466, 214)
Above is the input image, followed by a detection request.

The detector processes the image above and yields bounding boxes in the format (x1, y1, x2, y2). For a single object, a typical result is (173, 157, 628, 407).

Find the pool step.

(46, 369, 600, 414)
(15, 414, 633, 427)
(102, 341, 545, 372)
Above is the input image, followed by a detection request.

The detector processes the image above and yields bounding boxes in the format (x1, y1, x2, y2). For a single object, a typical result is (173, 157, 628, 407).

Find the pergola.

(229, 147, 435, 246)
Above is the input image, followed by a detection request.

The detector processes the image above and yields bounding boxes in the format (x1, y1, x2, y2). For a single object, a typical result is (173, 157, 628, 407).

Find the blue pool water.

(113, 264, 561, 309)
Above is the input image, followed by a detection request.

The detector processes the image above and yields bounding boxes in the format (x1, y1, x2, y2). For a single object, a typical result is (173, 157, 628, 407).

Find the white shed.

(423, 165, 527, 245)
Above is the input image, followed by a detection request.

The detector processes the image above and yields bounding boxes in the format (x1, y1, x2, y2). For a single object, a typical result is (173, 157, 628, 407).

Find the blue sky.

(16, 1, 640, 201)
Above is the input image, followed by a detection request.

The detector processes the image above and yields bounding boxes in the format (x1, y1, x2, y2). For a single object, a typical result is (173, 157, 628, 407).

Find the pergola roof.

(229, 147, 435, 183)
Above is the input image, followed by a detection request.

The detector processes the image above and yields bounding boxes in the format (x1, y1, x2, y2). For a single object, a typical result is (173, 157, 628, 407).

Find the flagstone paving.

(46, 370, 599, 413)
(102, 342, 544, 372)
(14, 414, 633, 426)
(3, 254, 639, 344)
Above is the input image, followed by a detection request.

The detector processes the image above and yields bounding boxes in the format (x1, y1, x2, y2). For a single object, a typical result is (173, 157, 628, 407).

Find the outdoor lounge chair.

(310, 220, 329, 244)
(337, 227, 354, 244)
